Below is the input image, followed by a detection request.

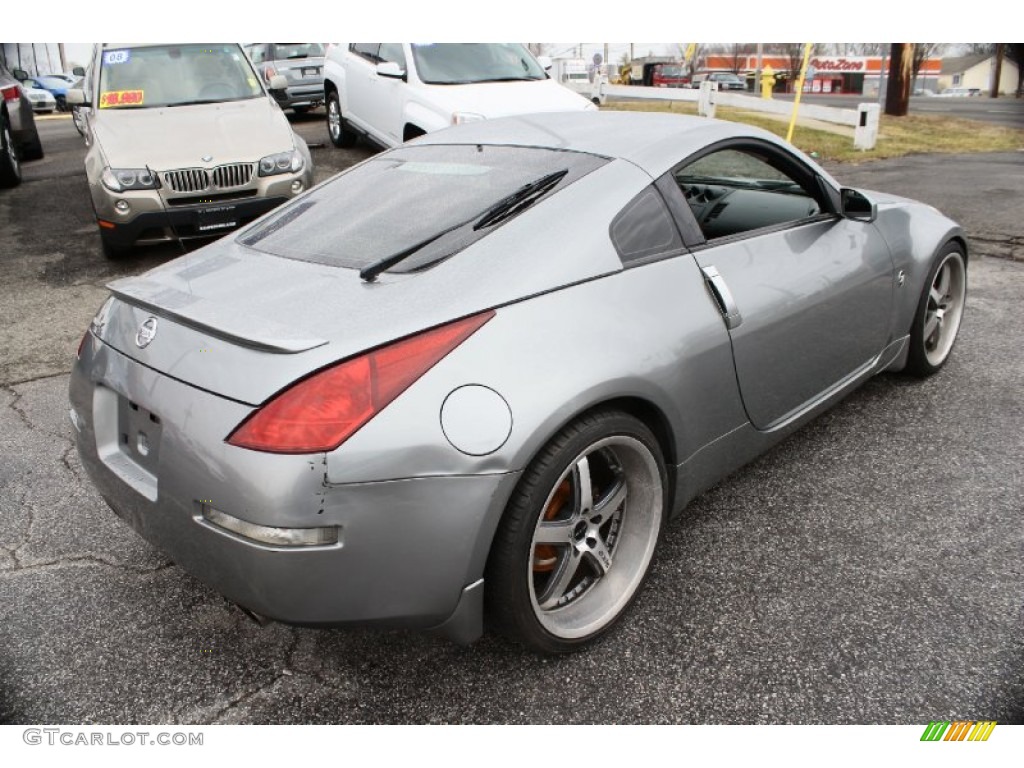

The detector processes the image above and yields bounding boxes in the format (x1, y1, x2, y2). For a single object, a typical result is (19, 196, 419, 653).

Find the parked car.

(26, 74, 73, 110)
(67, 43, 314, 258)
(691, 72, 747, 91)
(1, 62, 45, 186)
(935, 87, 983, 98)
(70, 111, 968, 653)
(244, 43, 326, 113)
(323, 43, 594, 148)
(21, 81, 57, 113)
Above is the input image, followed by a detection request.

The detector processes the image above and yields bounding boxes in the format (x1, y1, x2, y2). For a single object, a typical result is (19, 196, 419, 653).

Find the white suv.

(323, 43, 595, 148)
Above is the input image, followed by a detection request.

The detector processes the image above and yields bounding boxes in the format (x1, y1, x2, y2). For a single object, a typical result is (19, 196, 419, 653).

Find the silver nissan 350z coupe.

(70, 112, 967, 653)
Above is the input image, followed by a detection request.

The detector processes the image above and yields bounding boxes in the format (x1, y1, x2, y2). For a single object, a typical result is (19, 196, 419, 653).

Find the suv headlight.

(452, 111, 486, 125)
(101, 168, 160, 192)
(258, 150, 304, 177)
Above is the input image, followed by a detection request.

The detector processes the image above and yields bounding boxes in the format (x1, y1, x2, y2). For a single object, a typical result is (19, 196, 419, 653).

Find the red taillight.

(1, 85, 21, 102)
(227, 311, 495, 454)
(76, 330, 89, 359)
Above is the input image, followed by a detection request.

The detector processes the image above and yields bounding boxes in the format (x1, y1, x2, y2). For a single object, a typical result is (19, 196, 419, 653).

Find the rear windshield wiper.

(473, 169, 568, 230)
(359, 169, 569, 282)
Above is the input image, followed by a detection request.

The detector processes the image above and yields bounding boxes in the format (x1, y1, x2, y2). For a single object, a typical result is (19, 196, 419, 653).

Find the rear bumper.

(272, 86, 325, 109)
(69, 336, 519, 638)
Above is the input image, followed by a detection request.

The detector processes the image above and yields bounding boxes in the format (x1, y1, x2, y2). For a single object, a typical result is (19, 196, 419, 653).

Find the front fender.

(870, 199, 967, 338)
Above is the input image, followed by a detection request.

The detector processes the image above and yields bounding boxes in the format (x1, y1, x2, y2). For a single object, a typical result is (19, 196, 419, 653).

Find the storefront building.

(703, 54, 942, 95)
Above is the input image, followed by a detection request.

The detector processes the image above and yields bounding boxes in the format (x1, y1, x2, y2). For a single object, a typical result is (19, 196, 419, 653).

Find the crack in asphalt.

(2, 384, 37, 434)
(1, 370, 74, 388)
(60, 442, 82, 482)
(0, 554, 174, 577)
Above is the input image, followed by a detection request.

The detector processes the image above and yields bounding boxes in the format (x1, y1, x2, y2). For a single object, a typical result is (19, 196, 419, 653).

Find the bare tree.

(1008, 43, 1024, 97)
(675, 43, 706, 77)
(727, 43, 754, 74)
(911, 43, 941, 89)
(773, 43, 822, 91)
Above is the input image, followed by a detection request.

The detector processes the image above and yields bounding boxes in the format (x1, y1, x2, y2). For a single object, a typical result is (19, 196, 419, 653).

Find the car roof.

(411, 111, 821, 181)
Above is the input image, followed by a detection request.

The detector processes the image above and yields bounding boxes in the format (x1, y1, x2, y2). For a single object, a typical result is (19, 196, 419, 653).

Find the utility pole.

(755, 42, 763, 89)
(884, 43, 913, 116)
(991, 43, 1004, 97)
(877, 49, 887, 104)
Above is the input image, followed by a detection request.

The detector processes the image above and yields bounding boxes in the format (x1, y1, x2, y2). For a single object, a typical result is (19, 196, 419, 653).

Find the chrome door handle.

(700, 265, 743, 330)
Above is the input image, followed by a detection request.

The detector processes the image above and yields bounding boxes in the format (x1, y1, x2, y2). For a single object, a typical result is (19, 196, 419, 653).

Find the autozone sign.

(810, 57, 867, 71)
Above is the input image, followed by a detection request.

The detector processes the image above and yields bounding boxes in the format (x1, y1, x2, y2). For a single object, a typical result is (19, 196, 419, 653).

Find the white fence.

(567, 81, 880, 150)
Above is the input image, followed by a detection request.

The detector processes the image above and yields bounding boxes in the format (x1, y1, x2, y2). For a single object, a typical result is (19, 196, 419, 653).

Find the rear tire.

(0, 112, 22, 188)
(905, 243, 967, 377)
(326, 91, 357, 148)
(486, 410, 666, 653)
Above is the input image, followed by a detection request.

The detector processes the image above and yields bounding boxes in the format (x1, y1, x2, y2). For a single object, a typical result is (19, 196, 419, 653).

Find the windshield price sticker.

(100, 90, 145, 108)
(103, 49, 131, 65)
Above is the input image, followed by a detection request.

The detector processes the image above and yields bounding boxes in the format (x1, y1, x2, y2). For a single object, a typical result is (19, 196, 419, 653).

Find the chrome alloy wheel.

(527, 435, 662, 640)
(923, 250, 966, 368)
(327, 98, 341, 142)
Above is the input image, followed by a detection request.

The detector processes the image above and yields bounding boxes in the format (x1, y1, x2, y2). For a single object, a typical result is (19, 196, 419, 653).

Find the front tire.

(905, 243, 967, 377)
(325, 91, 357, 148)
(0, 113, 22, 188)
(486, 411, 666, 653)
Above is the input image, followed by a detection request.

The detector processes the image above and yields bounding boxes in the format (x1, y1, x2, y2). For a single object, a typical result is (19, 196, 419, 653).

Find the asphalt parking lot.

(1, 114, 1022, 724)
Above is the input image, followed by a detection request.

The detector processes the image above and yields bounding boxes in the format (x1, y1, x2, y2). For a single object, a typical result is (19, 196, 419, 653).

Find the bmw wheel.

(487, 411, 666, 653)
(906, 243, 967, 377)
(326, 91, 357, 148)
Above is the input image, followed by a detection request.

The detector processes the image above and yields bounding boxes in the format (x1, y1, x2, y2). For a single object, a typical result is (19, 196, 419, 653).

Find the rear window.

(271, 43, 324, 60)
(239, 144, 607, 273)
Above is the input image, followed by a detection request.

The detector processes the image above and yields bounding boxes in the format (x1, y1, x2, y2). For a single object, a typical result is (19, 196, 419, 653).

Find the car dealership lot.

(1, 116, 1022, 723)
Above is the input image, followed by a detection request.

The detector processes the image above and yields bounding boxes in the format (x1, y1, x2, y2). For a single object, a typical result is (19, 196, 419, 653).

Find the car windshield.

(97, 44, 263, 109)
(239, 144, 606, 273)
(660, 66, 683, 77)
(271, 43, 325, 60)
(411, 44, 546, 85)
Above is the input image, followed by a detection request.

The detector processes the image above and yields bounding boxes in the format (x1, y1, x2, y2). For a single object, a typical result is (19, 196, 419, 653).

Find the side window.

(350, 44, 381, 63)
(673, 148, 822, 241)
(378, 44, 407, 71)
(247, 45, 264, 65)
(610, 186, 684, 265)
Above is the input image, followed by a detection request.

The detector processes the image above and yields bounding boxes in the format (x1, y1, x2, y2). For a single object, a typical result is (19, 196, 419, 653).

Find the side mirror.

(537, 55, 553, 71)
(840, 188, 877, 222)
(376, 61, 405, 79)
(67, 88, 89, 106)
(268, 74, 288, 90)
(12, 68, 28, 81)
(72, 66, 86, 77)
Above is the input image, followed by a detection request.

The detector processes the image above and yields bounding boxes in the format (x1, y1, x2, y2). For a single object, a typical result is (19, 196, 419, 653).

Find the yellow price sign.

(100, 90, 145, 108)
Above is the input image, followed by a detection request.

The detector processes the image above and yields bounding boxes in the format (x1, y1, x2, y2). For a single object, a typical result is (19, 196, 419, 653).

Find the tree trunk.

(991, 43, 1004, 97)
(885, 43, 913, 116)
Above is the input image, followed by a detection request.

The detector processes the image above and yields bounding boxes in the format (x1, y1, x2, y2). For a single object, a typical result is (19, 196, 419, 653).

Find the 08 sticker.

(103, 49, 131, 66)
